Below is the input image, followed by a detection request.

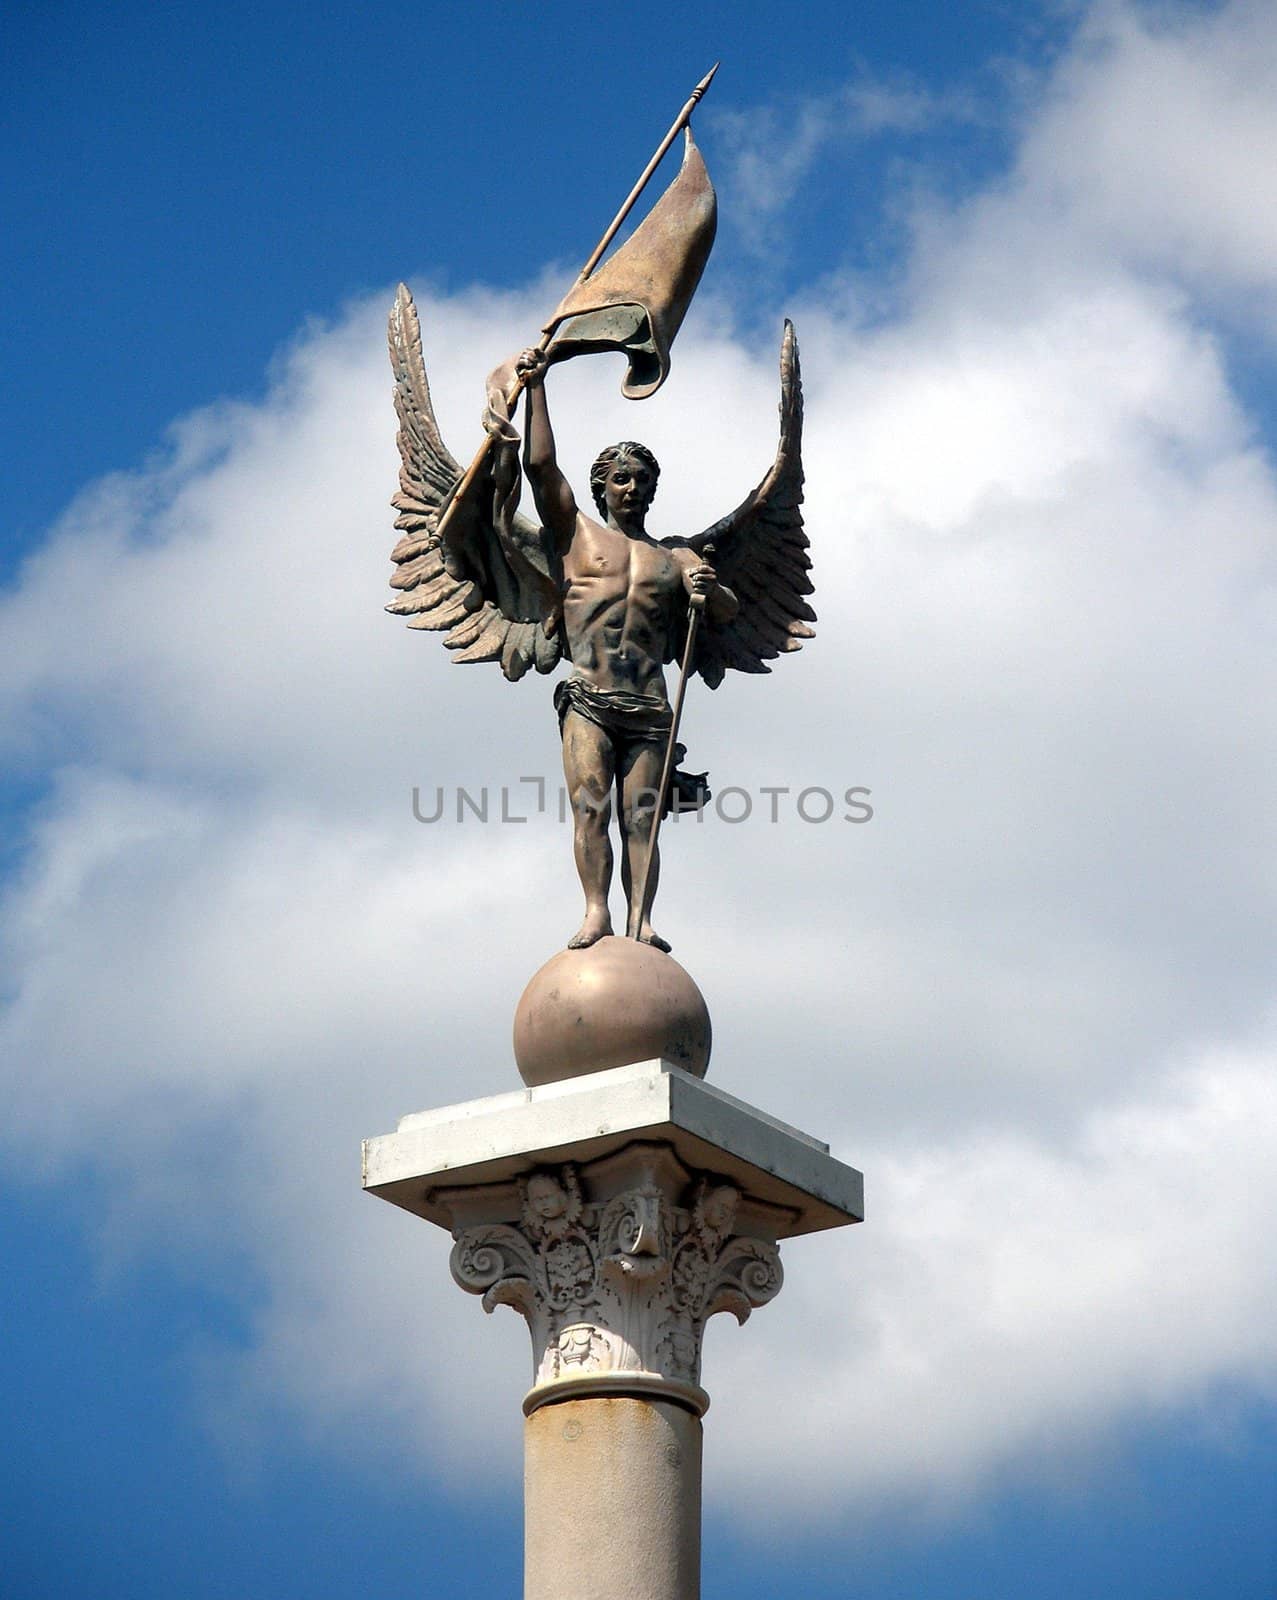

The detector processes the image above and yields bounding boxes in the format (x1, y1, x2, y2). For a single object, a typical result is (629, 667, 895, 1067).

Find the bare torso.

(561, 515, 694, 698)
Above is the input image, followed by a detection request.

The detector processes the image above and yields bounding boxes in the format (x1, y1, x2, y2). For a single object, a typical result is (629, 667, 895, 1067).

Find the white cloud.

(710, 72, 981, 254)
(887, 0, 1277, 345)
(1019, 0, 1277, 314)
(4, 0, 1277, 1527)
(711, 1052, 1277, 1517)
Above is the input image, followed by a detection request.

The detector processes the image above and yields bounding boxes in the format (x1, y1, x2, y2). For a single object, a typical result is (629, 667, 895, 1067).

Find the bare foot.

(638, 923, 672, 954)
(568, 908, 613, 949)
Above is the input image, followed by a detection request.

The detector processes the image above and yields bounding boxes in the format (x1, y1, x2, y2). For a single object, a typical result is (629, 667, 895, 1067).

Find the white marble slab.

(362, 1059, 863, 1238)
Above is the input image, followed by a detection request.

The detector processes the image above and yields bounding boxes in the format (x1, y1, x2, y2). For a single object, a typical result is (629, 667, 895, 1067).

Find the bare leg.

(619, 741, 670, 951)
(562, 711, 617, 948)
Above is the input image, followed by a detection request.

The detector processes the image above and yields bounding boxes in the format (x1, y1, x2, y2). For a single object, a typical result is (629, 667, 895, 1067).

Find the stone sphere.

(513, 936, 711, 1087)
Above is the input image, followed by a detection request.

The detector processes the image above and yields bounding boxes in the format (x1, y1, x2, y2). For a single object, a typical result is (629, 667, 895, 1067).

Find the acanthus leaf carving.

(445, 1156, 785, 1399)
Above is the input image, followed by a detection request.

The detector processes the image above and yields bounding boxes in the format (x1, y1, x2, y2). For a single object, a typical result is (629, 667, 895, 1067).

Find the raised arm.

(510, 348, 578, 554)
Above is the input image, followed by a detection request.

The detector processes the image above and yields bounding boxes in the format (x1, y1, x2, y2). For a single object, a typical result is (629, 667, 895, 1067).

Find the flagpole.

(431, 65, 719, 547)
(574, 63, 719, 285)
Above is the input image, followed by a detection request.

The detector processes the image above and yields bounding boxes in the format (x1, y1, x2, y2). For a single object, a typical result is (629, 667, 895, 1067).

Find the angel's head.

(526, 1172, 570, 1222)
(590, 441, 660, 525)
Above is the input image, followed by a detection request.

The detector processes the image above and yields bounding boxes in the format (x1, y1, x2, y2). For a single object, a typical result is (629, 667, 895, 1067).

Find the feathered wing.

(386, 283, 563, 682)
(677, 320, 814, 689)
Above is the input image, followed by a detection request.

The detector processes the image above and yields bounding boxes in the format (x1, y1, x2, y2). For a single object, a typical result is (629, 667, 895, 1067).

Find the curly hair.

(589, 441, 660, 516)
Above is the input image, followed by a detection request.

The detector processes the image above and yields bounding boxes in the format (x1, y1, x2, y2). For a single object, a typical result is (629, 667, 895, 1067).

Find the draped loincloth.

(554, 677, 711, 816)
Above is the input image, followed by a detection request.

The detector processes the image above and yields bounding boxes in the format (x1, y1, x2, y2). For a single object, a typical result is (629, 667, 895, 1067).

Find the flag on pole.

(543, 129, 717, 399)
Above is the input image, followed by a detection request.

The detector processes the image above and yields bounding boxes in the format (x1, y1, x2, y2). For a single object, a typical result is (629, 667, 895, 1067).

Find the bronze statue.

(386, 73, 813, 953)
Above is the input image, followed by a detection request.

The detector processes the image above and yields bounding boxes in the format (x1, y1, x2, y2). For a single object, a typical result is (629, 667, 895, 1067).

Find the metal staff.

(433, 63, 719, 548)
(629, 545, 714, 941)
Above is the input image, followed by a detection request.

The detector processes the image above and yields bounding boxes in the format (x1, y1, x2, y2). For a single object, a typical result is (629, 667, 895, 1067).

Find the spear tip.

(691, 61, 720, 101)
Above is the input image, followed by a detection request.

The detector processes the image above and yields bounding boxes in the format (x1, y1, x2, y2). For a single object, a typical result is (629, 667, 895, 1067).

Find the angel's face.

(527, 1174, 568, 1221)
(701, 1185, 737, 1234)
(602, 455, 656, 526)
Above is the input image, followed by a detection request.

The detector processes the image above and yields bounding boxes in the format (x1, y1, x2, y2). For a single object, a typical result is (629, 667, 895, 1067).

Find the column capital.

(440, 1142, 784, 1412)
(363, 1060, 862, 1409)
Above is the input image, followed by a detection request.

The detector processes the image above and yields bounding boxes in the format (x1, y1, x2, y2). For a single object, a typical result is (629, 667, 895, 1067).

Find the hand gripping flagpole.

(628, 545, 714, 942)
(431, 63, 719, 549)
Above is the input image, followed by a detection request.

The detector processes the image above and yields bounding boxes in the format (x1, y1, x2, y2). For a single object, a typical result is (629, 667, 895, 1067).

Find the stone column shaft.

(524, 1396, 702, 1600)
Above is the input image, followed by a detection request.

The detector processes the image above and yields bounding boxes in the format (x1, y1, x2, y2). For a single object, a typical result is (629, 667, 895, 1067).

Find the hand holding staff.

(629, 545, 716, 941)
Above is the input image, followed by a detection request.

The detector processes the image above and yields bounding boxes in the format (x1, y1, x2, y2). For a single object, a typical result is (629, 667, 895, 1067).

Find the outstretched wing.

(678, 320, 814, 689)
(386, 283, 563, 682)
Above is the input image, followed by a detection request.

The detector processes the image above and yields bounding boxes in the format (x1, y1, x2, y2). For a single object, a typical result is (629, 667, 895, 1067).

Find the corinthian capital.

(441, 1143, 786, 1414)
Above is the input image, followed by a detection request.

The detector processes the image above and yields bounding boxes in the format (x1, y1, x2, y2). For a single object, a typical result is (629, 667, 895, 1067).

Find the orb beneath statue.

(513, 935, 712, 1087)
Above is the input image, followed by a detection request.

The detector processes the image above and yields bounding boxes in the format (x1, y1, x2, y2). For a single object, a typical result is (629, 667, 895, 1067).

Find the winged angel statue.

(386, 116, 813, 955)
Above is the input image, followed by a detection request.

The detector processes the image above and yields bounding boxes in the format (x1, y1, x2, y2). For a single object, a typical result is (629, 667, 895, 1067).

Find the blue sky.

(4, 1, 1277, 1596)
(1, 0, 1044, 554)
